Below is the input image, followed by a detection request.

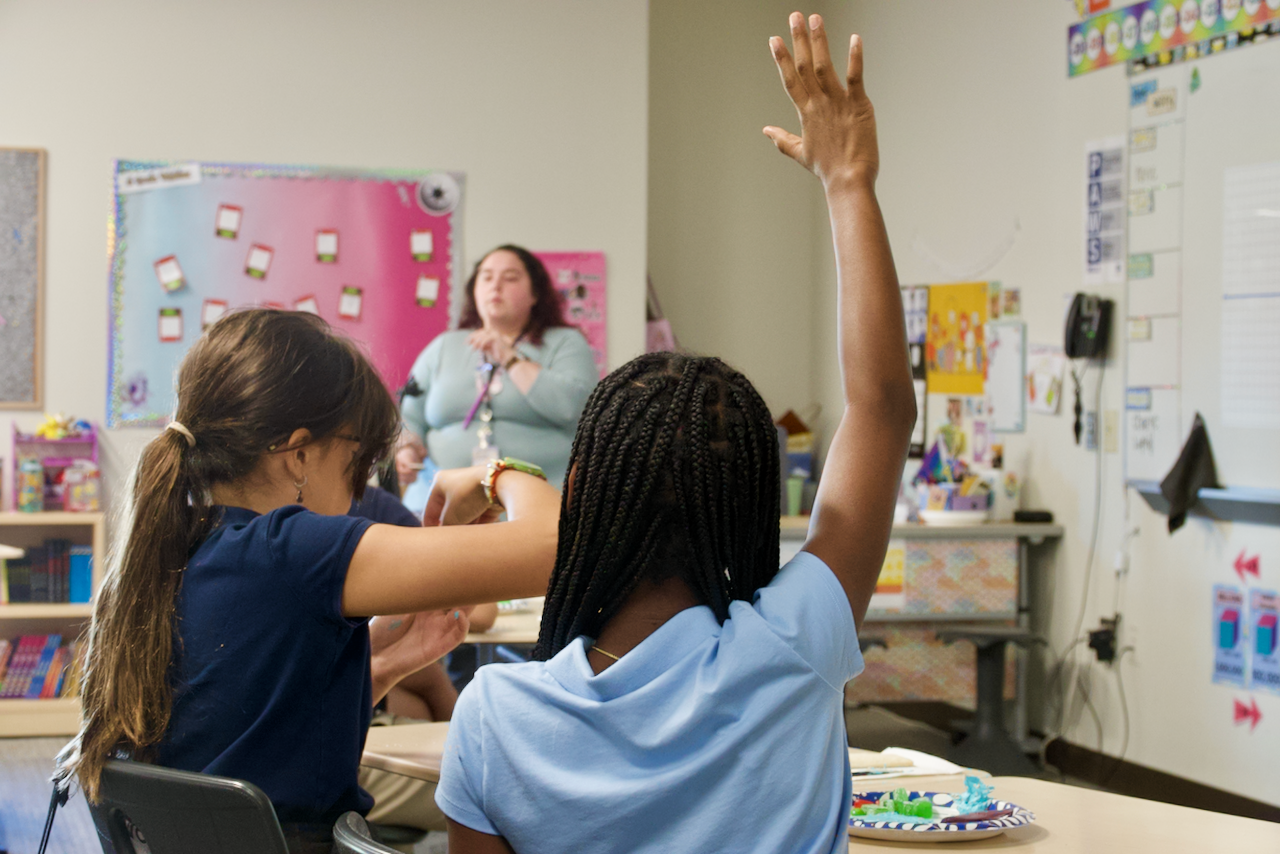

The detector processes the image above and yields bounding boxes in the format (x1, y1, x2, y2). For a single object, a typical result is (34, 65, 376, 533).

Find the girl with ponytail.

(435, 16, 917, 854)
(56, 309, 559, 851)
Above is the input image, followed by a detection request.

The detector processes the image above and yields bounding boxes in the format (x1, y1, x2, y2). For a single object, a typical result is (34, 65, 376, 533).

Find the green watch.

(482, 457, 546, 509)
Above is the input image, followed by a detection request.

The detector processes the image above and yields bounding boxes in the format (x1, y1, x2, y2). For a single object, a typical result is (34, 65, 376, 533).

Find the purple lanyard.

(462, 362, 495, 429)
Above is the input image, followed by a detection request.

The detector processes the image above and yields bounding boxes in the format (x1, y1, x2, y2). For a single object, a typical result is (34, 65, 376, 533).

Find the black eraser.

(1014, 510, 1054, 523)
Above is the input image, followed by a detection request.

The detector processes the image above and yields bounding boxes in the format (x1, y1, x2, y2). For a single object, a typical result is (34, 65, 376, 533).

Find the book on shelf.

(0, 635, 79, 700)
(1, 538, 90, 604)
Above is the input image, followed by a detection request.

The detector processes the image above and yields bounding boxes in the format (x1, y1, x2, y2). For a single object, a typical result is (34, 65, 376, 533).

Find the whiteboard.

(1126, 43, 1280, 490)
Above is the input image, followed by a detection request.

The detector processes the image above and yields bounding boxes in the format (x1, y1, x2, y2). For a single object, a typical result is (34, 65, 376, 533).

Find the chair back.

(332, 812, 400, 854)
(87, 759, 290, 854)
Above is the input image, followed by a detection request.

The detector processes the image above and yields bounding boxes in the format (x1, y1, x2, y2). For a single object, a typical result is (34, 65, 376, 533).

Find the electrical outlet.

(1084, 411, 1098, 451)
(1103, 409, 1119, 453)
(1089, 615, 1120, 663)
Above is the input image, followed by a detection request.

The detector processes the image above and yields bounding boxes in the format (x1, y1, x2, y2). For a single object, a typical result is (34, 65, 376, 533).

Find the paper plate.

(849, 792, 1035, 843)
(919, 509, 990, 527)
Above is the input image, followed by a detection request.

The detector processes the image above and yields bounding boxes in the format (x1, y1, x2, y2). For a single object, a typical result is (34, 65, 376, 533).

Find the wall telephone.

(1064, 292, 1114, 360)
(1065, 292, 1114, 445)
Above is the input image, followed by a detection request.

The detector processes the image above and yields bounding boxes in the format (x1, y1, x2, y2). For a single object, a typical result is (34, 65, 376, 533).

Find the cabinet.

(0, 511, 104, 737)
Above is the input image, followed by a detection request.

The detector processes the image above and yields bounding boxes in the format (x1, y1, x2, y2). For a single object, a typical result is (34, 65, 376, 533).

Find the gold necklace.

(590, 645, 621, 661)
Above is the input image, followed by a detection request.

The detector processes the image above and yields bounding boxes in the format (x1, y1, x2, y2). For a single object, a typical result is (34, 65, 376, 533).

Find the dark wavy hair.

(534, 353, 781, 660)
(58, 309, 400, 801)
(457, 244, 570, 345)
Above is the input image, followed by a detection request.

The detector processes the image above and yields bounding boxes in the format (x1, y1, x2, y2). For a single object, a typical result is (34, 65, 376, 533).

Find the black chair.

(87, 759, 290, 854)
(333, 812, 401, 854)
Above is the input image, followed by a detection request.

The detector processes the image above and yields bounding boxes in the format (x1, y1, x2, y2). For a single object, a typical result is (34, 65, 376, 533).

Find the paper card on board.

(338, 286, 363, 319)
(1026, 344, 1066, 415)
(1125, 386, 1180, 481)
(201, 299, 227, 330)
(1250, 589, 1280, 695)
(245, 244, 274, 279)
(411, 229, 434, 262)
(926, 283, 987, 395)
(215, 204, 242, 239)
(316, 229, 338, 262)
(153, 256, 186, 293)
(868, 541, 905, 612)
(416, 276, 440, 308)
(294, 296, 320, 315)
(158, 308, 183, 342)
(1213, 585, 1247, 687)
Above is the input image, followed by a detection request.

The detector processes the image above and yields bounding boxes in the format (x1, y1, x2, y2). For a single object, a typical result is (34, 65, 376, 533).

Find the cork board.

(0, 148, 44, 408)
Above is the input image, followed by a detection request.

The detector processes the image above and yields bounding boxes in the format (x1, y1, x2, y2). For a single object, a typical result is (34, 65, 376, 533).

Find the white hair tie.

(166, 421, 196, 448)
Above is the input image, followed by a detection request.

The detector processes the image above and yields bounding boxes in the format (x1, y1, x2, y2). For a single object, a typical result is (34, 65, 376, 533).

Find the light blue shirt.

(436, 551, 862, 854)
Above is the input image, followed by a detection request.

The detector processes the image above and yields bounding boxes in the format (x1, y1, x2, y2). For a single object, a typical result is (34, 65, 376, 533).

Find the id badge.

(472, 444, 500, 466)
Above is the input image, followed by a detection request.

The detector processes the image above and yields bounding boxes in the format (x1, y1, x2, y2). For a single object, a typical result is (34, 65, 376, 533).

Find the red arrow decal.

(1233, 698, 1262, 732)
(1234, 551, 1261, 584)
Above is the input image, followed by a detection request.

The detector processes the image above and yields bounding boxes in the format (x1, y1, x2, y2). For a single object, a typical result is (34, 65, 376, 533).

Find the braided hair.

(534, 352, 780, 659)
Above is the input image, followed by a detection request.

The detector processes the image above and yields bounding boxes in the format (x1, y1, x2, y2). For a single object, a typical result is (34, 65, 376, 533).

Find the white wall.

(815, 0, 1280, 804)
(0, 0, 648, 508)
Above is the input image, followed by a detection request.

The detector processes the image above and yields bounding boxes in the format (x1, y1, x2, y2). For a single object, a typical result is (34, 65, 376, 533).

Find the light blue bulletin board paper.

(1212, 584, 1246, 688)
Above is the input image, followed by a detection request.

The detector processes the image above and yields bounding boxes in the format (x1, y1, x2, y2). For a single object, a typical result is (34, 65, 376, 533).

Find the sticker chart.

(107, 161, 464, 426)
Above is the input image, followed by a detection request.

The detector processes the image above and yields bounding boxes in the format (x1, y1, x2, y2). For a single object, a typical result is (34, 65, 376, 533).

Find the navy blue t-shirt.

(157, 505, 375, 825)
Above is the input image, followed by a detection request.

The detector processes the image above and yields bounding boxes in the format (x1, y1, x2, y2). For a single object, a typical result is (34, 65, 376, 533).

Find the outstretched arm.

(765, 13, 915, 629)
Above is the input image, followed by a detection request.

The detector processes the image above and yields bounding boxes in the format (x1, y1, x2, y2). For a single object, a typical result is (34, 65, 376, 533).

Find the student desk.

(847, 775, 1280, 850)
(780, 518, 1063, 745)
(362, 721, 449, 784)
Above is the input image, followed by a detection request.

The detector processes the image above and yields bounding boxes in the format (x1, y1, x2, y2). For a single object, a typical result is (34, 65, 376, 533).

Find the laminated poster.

(107, 160, 464, 426)
(925, 282, 987, 396)
(868, 540, 905, 613)
(1250, 589, 1280, 695)
(1212, 584, 1246, 688)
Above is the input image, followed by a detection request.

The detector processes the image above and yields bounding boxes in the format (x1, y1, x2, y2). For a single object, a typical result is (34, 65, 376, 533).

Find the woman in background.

(397, 245, 597, 510)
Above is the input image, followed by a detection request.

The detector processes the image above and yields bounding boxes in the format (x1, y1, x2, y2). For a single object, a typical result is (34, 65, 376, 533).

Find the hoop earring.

(294, 475, 308, 504)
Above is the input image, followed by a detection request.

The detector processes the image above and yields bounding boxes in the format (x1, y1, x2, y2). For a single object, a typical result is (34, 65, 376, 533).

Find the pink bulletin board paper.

(534, 251, 607, 378)
(107, 160, 464, 427)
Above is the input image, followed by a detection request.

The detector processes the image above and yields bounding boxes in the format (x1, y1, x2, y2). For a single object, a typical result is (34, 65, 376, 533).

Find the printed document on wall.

(1221, 162, 1280, 430)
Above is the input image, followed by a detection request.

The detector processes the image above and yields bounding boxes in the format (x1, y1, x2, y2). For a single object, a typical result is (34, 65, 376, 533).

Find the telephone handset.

(1065, 292, 1114, 445)
(1064, 292, 1114, 360)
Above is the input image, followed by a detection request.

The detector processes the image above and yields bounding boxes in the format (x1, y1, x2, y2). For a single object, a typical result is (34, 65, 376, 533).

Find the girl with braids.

(436, 13, 916, 854)
(54, 309, 560, 853)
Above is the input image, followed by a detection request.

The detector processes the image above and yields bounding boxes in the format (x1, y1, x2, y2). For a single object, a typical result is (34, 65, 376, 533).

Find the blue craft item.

(953, 776, 994, 815)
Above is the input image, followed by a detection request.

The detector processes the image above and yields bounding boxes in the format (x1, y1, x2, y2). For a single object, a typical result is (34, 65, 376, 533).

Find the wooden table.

(465, 610, 540, 646)
(848, 775, 1280, 850)
(361, 722, 450, 783)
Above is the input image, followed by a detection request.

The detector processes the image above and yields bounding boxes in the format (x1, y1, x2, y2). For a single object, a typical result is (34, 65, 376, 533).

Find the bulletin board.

(0, 148, 44, 408)
(534, 251, 608, 378)
(107, 161, 464, 427)
(1123, 42, 1280, 490)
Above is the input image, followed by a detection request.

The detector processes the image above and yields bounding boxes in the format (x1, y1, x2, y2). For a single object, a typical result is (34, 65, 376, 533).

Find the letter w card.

(1250, 589, 1280, 695)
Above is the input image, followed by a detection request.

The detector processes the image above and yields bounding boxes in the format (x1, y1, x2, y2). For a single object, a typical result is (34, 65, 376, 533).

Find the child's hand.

(369, 608, 473, 700)
(422, 466, 498, 527)
(764, 13, 879, 190)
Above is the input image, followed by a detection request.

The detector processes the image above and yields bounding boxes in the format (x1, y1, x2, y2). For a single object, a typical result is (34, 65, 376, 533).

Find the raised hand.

(764, 12, 879, 189)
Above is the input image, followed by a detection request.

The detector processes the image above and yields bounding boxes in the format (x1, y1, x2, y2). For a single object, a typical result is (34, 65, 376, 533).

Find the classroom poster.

(925, 282, 987, 396)
(534, 251, 608, 379)
(1213, 584, 1247, 688)
(107, 161, 464, 426)
(1085, 137, 1126, 285)
(1250, 589, 1280, 696)
(869, 540, 906, 612)
(986, 321, 1026, 433)
(1027, 344, 1067, 415)
(902, 286, 929, 456)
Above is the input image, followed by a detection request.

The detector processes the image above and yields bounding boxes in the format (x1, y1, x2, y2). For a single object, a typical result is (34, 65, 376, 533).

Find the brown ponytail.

(56, 310, 399, 801)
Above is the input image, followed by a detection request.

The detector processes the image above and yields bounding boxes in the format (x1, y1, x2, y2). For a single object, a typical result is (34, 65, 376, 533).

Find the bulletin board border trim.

(1, 146, 45, 409)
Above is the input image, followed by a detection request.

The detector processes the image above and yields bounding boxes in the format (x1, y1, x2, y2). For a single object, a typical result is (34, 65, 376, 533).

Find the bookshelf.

(0, 511, 104, 736)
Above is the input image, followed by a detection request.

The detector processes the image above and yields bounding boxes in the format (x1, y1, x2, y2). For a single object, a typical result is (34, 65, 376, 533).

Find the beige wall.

(654, 1, 1279, 804)
(648, 0, 824, 419)
(0, 0, 648, 505)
